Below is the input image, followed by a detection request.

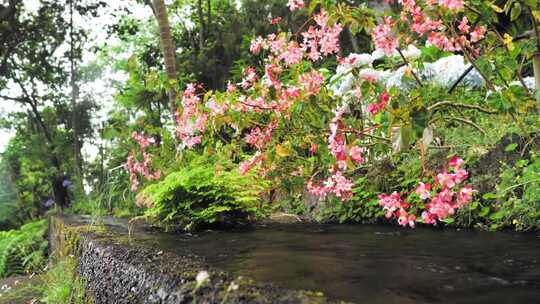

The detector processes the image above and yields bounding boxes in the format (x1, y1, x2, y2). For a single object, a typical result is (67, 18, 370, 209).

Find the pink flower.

(319, 23, 342, 55)
(328, 119, 347, 161)
(436, 172, 456, 189)
(238, 152, 262, 175)
(250, 36, 265, 55)
(300, 71, 324, 96)
(308, 171, 354, 201)
(454, 168, 468, 183)
(398, 0, 417, 11)
(421, 211, 437, 225)
(457, 186, 473, 206)
(458, 16, 470, 33)
(280, 41, 304, 66)
(300, 11, 342, 60)
(372, 17, 399, 56)
(328, 171, 354, 201)
(367, 101, 386, 116)
(194, 114, 208, 132)
(307, 179, 327, 197)
(206, 98, 228, 116)
(241, 67, 258, 89)
(131, 132, 155, 149)
(416, 182, 431, 200)
(378, 192, 405, 218)
(470, 26, 486, 43)
(438, 0, 463, 10)
(448, 156, 464, 169)
(244, 122, 276, 149)
(226, 82, 237, 93)
(341, 54, 374, 68)
(349, 146, 365, 164)
(397, 209, 416, 228)
(271, 17, 282, 25)
(286, 0, 305, 11)
(438, 188, 454, 203)
(309, 143, 318, 154)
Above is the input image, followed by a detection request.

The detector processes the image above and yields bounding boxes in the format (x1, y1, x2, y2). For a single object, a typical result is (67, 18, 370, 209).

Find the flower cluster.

(286, 0, 305, 11)
(378, 192, 416, 228)
(249, 10, 342, 65)
(373, 0, 486, 57)
(367, 91, 390, 116)
(307, 170, 354, 201)
(239, 152, 263, 175)
(372, 17, 398, 56)
(306, 107, 362, 201)
(207, 10, 342, 177)
(126, 132, 161, 192)
(245, 121, 277, 149)
(378, 157, 474, 227)
(175, 84, 208, 148)
(421, 157, 474, 224)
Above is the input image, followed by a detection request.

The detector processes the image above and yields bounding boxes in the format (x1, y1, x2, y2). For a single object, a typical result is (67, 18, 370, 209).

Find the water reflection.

(95, 217, 540, 304)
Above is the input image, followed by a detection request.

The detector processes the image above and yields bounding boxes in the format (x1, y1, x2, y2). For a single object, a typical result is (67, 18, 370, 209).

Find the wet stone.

(51, 215, 540, 304)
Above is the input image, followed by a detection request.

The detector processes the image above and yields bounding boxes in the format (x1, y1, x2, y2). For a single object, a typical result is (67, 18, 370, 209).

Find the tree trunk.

(346, 26, 359, 53)
(70, 0, 83, 187)
(207, 0, 211, 33)
(528, 6, 540, 103)
(534, 53, 540, 103)
(28, 102, 70, 209)
(197, 0, 205, 51)
(151, 0, 178, 115)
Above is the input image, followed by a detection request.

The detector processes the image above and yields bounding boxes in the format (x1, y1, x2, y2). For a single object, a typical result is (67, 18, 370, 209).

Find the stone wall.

(49, 216, 338, 304)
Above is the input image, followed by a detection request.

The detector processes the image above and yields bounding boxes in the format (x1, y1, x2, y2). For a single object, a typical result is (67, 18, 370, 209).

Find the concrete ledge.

(49, 216, 338, 304)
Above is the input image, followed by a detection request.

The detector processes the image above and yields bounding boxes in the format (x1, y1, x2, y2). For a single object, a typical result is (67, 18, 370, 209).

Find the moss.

(49, 215, 342, 303)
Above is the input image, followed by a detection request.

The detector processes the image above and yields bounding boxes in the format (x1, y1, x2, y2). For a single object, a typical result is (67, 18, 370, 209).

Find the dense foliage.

(116, 0, 538, 230)
(138, 152, 268, 231)
(0, 220, 48, 278)
(1, 0, 539, 234)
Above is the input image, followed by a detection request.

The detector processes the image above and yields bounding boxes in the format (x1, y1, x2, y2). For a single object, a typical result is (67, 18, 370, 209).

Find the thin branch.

(343, 128, 391, 143)
(428, 101, 497, 114)
(448, 65, 474, 93)
(489, 25, 533, 97)
(445, 116, 486, 136)
(0, 95, 27, 102)
(428, 144, 474, 150)
(528, 6, 540, 53)
(396, 47, 423, 87)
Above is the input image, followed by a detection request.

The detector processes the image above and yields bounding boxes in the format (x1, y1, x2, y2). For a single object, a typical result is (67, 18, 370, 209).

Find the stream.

(99, 217, 540, 304)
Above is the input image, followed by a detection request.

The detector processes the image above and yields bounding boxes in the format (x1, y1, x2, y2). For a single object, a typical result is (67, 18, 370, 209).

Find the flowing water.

(99, 217, 540, 304)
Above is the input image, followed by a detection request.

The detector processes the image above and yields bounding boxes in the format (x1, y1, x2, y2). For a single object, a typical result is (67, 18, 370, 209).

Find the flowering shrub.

(379, 157, 474, 228)
(125, 0, 539, 229)
(125, 132, 161, 191)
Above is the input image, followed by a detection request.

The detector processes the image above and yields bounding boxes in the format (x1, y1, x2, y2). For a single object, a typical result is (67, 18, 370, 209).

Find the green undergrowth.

(458, 151, 540, 231)
(39, 257, 89, 304)
(0, 219, 48, 278)
(139, 152, 269, 231)
(296, 128, 540, 231)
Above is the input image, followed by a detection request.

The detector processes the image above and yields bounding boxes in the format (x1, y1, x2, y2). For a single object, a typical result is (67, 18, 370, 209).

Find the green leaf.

(505, 143, 518, 152)
(504, 0, 515, 14)
(482, 192, 498, 200)
(510, 3, 521, 21)
(523, 0, 537, 7)
(490, 211, 506, 220)
(479, 206, 491, 217)
(443, 217, 455, 224)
